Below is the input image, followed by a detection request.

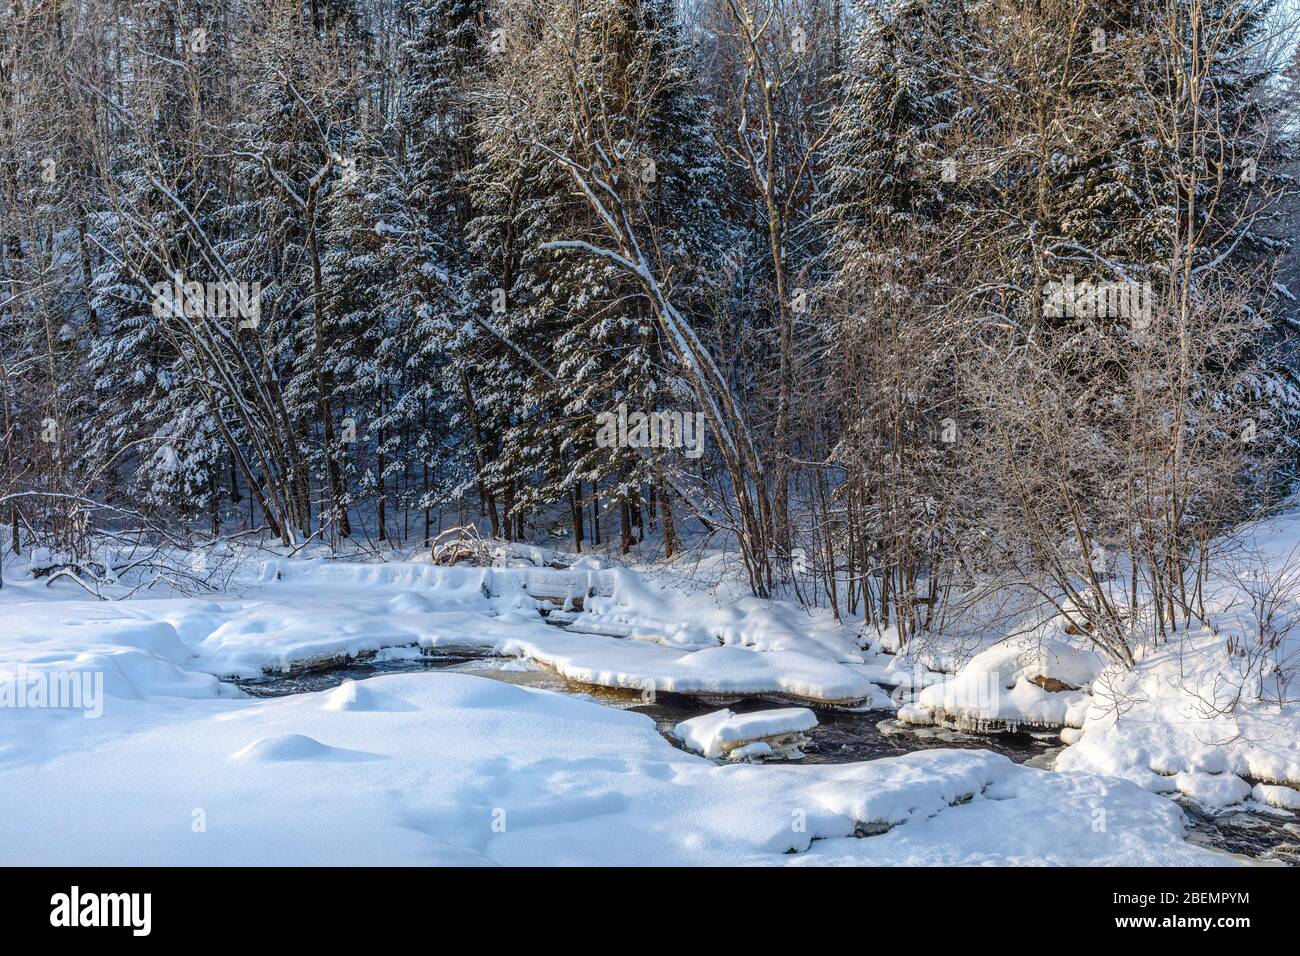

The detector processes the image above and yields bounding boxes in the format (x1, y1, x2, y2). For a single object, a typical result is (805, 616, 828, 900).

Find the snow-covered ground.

(0, 531, 1292, 865)
(899, 514, 1300, 817)
(0, 667, 1226, 865)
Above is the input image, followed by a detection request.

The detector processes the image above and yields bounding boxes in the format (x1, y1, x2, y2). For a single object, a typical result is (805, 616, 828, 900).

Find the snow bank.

(486, 632, 876, 703)
(912, 637, 1101, 732)
(0, 557, 880, 705)
(1054, 628, 1300, 800)
(256, 557, 617, 600)
(1047, 514, 1300, 797)
(1050, 514, 1300, 801)
(1252, 783, 1300, 811)
(1169, 771, 1253, 808)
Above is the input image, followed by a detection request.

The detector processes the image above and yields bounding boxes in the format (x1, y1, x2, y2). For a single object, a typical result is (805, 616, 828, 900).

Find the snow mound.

(1172, 772, 1252, 808)
(232, 733, 382, 763)
(385, 592, 437, 615)
(896, 703, 935, 726)
(322, 680, 418, 712)
(1252, 783, 1300, 811)
(915, 637, 1101, 732)
(674, 707, 817, 759)
(0, 609, 226, 705)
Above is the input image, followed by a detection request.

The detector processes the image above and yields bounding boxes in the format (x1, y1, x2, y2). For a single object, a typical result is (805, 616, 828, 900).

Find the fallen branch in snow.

(41, 566, 108, 600)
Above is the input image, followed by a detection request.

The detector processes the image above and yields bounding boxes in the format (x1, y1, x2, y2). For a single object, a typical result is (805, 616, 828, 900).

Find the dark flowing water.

(236, 651, 484, 697)
(234, 648, 1298, 865)
(628, 693, 1053, 765)
(1181, 801, 1300, 866)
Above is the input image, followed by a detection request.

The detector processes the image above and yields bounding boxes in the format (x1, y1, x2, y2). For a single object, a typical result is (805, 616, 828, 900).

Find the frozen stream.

(235, 649, 1300, 865)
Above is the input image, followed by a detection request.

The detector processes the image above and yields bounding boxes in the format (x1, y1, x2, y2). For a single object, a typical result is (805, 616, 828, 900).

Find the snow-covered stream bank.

(0, 549, 1295, 865)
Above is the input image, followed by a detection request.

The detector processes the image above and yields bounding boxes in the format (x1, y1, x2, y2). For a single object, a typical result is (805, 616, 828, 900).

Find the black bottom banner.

(0, 865, 1288, 940)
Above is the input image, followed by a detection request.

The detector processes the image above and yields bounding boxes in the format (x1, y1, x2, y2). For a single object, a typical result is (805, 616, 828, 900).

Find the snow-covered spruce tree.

(465, 55, 598, 544)
(317, 138, 405, 543)
(394, 0, 503, 541)
(474, 0, 773, 585)
(468, 0, 724, 553)
(817, 0, 965, 642)
(399, 0, 482, 236)
(225, 0, 371, 542)
(547, 0, 728, 557)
